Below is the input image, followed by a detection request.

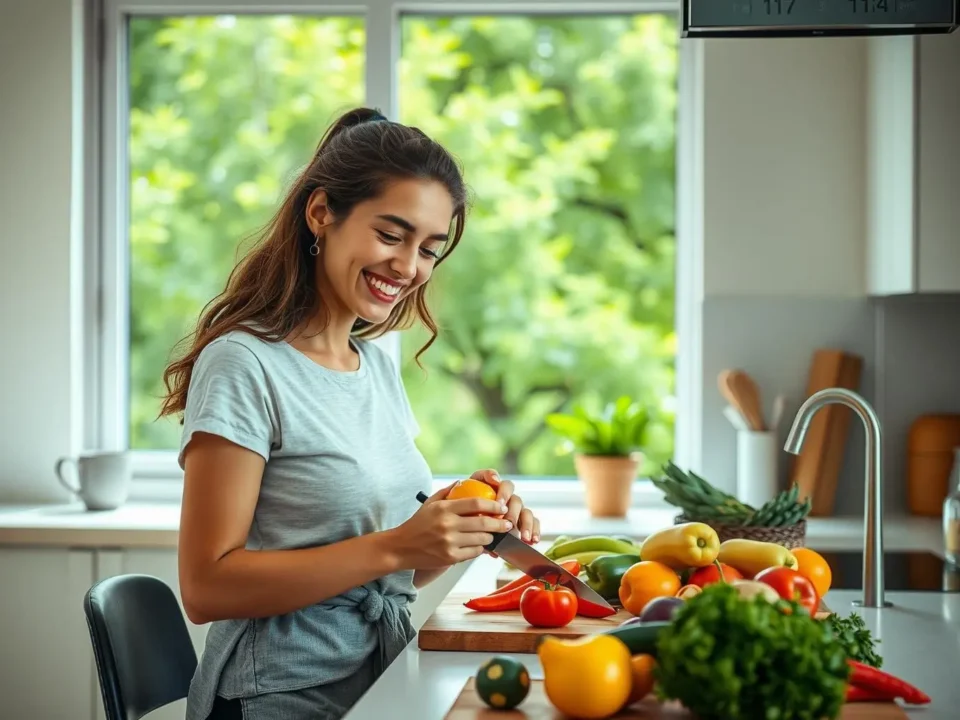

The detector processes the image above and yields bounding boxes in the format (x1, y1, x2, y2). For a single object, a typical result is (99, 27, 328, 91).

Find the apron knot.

(359, 588, 385, 623)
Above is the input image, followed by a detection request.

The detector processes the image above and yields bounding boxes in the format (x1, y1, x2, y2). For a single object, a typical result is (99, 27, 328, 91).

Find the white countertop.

(5, 500, 953, 717)
(0, 500, 946, 553)
(346, 553, 960, 719)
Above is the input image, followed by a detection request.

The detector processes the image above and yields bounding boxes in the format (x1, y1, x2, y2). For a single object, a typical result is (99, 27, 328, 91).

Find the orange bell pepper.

(618, 561, 681, 616)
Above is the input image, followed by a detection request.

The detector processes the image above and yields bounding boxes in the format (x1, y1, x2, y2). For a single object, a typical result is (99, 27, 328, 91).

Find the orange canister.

(907, 414, 960, 516)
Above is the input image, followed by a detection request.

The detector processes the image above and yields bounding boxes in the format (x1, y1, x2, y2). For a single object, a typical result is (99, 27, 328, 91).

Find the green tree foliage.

(128, 14, 677, 478)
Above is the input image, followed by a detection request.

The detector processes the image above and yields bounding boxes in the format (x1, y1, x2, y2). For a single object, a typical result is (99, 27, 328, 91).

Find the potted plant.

(545, 396, 651, 517)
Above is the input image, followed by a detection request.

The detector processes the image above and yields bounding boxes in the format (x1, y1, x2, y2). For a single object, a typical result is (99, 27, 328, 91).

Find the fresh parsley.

(822, 612, 883, 668)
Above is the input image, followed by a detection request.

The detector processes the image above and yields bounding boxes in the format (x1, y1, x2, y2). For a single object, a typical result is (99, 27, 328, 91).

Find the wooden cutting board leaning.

(442, 678, 908, 719)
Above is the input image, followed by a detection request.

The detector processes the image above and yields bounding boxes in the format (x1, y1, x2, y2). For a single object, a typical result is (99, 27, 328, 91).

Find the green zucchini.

(603, 621, 670, 657)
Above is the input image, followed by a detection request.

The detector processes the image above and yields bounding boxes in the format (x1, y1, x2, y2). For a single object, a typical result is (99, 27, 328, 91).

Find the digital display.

(683, 0, 958, 36)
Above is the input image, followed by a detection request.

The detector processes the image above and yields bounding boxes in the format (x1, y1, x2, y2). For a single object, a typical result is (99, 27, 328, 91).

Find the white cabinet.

(0, 544, 455, 720)
(866, 32, 960, 295)
(0, 547, 207, 720)
(0, 548, 97, 720)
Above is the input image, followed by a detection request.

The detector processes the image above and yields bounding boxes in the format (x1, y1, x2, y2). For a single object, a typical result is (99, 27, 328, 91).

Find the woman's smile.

(362, 270, 405, 304)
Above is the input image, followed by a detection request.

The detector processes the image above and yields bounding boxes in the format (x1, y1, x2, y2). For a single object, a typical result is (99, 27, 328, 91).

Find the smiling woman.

(299, 177, 455, 350)
(157, 108, 542, 720)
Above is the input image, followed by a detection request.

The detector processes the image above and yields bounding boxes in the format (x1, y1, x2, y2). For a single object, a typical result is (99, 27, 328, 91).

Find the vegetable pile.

(651, 583, 851, 720)
(533, 584, 927, 718)
(468, 524, 932, 718)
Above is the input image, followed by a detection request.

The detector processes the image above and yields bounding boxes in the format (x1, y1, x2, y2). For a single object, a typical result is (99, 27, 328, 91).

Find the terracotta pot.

(574, 452, 642, 518)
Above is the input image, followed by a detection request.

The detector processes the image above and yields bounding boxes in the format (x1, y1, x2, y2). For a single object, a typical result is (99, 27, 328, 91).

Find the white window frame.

(83, 0, 704, 507)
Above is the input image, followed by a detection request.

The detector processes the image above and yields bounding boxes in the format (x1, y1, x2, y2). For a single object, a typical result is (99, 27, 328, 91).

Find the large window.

(398, 16, 678, 478)
(126, 15, 366, 449)
(103, 1, 681, 488)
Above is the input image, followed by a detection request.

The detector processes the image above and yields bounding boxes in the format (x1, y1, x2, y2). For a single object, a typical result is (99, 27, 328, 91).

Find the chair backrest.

(83, 574, 198, 720)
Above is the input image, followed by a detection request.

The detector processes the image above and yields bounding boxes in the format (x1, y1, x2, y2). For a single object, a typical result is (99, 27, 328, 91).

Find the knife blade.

(415, 491, 616, 615)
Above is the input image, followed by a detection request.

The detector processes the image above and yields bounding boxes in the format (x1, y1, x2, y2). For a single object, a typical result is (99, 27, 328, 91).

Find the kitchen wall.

(695, 37, 874, 516)
(0, 2, 956, 515)
(0, 0, 85, 503)
(876, 295, 960, 512)
(694, 38, 960, 517)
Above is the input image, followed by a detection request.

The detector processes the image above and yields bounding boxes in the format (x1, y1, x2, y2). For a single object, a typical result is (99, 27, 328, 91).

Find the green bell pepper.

(583, 552, 642, 602)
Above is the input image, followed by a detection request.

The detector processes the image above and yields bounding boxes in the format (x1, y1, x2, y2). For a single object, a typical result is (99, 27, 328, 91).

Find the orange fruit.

(618, 561, 681, 616)
(625, 654, 657, 706)
(446, 479, 500, 516)
(791, 547, 832, 599)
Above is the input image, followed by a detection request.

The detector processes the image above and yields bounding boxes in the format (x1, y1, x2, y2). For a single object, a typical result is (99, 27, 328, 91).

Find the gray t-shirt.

(178, 330, 431, 720)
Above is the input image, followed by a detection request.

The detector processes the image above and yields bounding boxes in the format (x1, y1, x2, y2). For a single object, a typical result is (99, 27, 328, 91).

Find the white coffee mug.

(55, 451, 132, 511)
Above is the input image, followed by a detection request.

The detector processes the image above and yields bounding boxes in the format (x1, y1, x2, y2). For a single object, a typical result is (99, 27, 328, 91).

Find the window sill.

(0, 499, 944, 555)
(0, 499, 672, 549)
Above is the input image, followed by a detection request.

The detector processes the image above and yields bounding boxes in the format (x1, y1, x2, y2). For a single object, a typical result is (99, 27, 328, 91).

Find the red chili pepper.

(847, 660, 931, 705)
(846, 685, 892, 702)
(464, 560, 580, 612)
(574, 597, 618, 618)
(486, 560, 581, 597)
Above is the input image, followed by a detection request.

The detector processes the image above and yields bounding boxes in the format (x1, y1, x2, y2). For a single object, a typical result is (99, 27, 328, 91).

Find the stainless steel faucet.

(784, 387, 889, 609)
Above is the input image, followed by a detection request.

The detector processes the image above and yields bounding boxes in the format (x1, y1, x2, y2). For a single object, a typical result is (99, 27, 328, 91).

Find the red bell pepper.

(753, 566, 820, 616)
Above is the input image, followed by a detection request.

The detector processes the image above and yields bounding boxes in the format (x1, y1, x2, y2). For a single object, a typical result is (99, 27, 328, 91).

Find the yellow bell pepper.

(538, 634, 633, 719)
(639, 522, 720, 569)
(717, 538, 798, 578)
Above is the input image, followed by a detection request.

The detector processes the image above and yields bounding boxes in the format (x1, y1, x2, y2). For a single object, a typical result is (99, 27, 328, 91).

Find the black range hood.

(682, 0, 958, 37)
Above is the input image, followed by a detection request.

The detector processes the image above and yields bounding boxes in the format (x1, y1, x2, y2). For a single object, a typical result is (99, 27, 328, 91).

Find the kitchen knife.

(415, 491, 617, 615)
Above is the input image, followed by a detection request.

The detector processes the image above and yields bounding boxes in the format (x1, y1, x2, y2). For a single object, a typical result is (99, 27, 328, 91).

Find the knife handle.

(414, 492, 507, 553)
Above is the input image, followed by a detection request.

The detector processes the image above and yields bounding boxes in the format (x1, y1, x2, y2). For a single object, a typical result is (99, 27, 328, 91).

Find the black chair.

(83, 574, 198, 720)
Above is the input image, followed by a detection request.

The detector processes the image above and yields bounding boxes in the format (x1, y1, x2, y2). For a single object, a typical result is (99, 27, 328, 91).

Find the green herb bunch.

(823, 612, 883, 668)
(653, 461, 812, 527)
(654, 583, 851, 720)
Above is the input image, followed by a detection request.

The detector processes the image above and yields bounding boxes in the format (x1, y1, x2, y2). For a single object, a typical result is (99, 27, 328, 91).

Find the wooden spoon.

(718, 369, 766, 431)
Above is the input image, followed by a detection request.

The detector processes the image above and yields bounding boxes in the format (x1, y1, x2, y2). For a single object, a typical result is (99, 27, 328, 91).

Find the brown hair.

(159, 107, 467, 419)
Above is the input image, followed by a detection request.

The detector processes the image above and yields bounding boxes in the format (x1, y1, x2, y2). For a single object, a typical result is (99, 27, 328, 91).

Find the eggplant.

(639, 596, 686, 623)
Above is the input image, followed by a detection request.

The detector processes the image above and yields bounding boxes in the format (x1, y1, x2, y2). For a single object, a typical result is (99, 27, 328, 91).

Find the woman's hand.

(470, 469, 541, 546)
(389, 482, 513, 570)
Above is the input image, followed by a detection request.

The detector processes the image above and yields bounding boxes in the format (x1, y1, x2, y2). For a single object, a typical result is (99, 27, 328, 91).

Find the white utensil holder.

(737, 430, 779, 508)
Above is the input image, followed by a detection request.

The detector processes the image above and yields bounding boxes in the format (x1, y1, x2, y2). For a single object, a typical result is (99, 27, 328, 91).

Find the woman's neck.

(288, 314, 360, 371)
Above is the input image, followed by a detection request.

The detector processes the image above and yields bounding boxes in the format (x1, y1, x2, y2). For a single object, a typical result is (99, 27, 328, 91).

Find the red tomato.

(520, 583, 578, 628)
(688, 562, 743, 588)
(754, 567, 820, 615)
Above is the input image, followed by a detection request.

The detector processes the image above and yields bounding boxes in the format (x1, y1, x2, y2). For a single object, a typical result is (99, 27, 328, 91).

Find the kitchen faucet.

(784, 387, 890, 609)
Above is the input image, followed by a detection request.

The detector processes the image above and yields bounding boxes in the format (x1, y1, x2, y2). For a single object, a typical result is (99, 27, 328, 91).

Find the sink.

(812, 549, 960, 593)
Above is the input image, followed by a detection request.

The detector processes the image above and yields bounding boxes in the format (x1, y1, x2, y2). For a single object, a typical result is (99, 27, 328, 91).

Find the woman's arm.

(179, 432, 511, 624)
(412, 567, 451, 588)
(178, 432, 403, 624)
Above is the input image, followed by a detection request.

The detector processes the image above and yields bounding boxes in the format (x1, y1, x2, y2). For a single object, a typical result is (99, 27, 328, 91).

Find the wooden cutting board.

(418, 593, 631, 653)
(789, 348, 863, 516)
(444, 678, 908, 719)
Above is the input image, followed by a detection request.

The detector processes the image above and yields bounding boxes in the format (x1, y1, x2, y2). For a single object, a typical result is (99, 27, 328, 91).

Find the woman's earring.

(309, 233, 320, 257)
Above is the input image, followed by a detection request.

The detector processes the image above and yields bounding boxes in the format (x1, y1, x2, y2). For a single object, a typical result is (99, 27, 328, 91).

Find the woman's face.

(307, 178, 455, 326)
